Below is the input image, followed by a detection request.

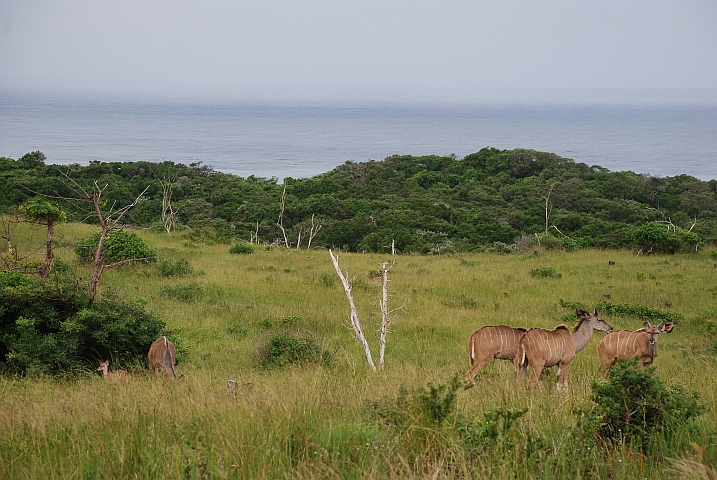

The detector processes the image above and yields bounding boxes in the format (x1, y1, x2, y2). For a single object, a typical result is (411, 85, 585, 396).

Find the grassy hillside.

(1, 223, 716, 478)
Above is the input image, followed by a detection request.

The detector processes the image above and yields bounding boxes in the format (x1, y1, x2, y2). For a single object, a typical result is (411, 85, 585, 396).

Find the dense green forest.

(2, 148, 716, 253)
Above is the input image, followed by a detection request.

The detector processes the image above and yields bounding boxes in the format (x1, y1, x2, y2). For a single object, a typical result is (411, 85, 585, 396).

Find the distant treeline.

(2, 149, 716, 252)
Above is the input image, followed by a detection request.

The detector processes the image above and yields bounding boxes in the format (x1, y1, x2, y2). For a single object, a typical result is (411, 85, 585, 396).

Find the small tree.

(19, 198, 67, 278)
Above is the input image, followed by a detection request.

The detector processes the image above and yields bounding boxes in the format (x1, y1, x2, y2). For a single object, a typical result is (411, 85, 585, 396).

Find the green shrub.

(530, 266, 562, 278)
(75, 230, 156, 264)
(257, 332, 331, 368)
(156, 258, 193, 277)
(577, 359, 703, 451)
(229, 243, 254, 255)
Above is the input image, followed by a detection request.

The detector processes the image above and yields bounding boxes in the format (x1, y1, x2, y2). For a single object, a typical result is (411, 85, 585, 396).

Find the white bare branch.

(329, 249, 376, 371)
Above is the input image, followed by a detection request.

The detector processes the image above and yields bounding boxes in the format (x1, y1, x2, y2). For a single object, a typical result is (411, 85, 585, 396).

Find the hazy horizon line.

(4, 85, 717, 108)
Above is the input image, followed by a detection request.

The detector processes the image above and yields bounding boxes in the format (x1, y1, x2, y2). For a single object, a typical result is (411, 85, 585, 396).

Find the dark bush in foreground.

(257, 332, 330, 368)
(0, 272, 165, 375)
(578, 358, 703, 451)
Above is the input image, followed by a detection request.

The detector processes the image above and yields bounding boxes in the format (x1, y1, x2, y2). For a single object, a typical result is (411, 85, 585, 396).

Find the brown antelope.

(97, 360, 130, 382)
(466, 326, 527, 379)
(515, 309, 613, 389)
(597, 321, 674, 372)
(148, 336, 176, 378)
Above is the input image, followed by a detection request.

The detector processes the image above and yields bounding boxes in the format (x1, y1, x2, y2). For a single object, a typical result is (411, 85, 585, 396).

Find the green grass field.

(1, 223, 716, 479)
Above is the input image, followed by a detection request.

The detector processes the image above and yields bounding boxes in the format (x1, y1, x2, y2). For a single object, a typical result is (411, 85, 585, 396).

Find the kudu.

(597, 321, 674, 372)
(466, 326, 527, 379)
(97, 360, 130, 382)
(148, 336, 176, 378)
(515, 309, 613, 389)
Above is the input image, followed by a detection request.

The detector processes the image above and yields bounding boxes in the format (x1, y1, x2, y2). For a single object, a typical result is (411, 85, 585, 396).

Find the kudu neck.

(570, 318, 596, 352)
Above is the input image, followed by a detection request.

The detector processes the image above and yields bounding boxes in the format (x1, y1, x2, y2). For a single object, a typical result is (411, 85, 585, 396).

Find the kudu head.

(575, 308, 613, 333)
(97, 360, 110, 375)
(643, 321, 675, 346)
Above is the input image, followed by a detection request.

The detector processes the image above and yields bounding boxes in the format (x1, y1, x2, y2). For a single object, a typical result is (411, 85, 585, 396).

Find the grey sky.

(1, 0, 716, 104)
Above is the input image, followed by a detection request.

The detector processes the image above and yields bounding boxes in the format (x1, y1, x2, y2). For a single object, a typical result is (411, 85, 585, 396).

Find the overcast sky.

(1, 1, 716, 104)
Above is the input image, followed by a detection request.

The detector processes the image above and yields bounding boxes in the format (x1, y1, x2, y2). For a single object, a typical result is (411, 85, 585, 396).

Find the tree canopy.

(1, 148, 715, 253)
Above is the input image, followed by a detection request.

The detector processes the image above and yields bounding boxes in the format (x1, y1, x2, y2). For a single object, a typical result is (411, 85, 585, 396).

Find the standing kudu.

(97, 360, 130, 382)
(148, 336, 176, 378)
(597, 321, 674, 372)
(515, 309, 613, 389)
(466, 326, 527, 379)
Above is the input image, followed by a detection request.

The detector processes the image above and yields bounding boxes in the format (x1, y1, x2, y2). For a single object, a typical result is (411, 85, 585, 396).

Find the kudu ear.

(643, 321, 652, 329)
(593, 308, 598, 316)
(662, 322, 675, 333)
(576, 308, 586, 317)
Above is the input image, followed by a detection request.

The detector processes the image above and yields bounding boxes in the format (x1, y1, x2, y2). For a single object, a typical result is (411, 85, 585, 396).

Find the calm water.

(1, 92, 716, 181)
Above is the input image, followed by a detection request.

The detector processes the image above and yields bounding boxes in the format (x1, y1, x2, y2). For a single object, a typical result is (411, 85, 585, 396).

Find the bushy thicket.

(0, 271, 166, 375)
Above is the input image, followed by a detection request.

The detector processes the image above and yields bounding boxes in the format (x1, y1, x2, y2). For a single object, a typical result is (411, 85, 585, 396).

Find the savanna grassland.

(1, 222, 716, 479)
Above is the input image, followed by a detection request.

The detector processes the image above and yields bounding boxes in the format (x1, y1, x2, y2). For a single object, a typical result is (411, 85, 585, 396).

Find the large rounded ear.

(643, 321, 652, 329)
(662, 322, 675, 333)
(594, 308, 598, 316)
(576, 308, 587, 317)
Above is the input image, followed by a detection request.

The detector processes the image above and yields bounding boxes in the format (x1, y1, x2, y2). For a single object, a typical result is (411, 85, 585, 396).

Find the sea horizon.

(2, 89, 716, 182)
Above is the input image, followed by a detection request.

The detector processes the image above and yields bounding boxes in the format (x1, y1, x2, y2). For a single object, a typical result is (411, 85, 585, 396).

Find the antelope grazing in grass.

(597, 321, 674, 372)
(515, 309, 612, 389)
(148, 336, 176, 379)
(97, 360, 130, 382)
(466, 326, 527, 379)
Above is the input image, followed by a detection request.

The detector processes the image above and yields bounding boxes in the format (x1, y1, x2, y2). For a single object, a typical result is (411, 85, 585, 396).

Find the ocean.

(1, 92, 716, 182)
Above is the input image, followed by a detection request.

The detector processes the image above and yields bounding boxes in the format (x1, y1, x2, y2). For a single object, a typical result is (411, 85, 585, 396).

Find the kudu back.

(97, 360, 130, 382)
(515, 309, 612, 389)
(597, 321, 674, 371)
(466, 325, 527, 379)
(148, 336, 176, 378)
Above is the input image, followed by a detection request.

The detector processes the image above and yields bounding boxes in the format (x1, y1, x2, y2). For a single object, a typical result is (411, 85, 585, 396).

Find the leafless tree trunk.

(541, 181, 559, 235)
(296, 227, 303, 250)
(378, 261, 393, 370)
(329, 249, 377, 371)
(277, 184, 290, 248)
(306, 214, 322, 250)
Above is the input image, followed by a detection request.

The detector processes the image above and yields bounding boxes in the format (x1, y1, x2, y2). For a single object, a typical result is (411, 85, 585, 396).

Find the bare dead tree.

(541, 181, 559, 235)
(329, 249, 377, 371)
(46, 171, 150, 300)
(378, 261, 396, 370)
(296, 227, 303, 250)
(277, 184, 290, 248)
(306, 214, 322, 250)
(159, 176, 178, 234)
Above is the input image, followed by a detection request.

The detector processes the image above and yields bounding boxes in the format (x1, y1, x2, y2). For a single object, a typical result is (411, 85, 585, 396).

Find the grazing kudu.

(466, 326, 527, 379)
(597, 321, 674, 372)
(515, 309, 613, 389)
(97, 360, 130, 382)
(148, 336, 176, 378)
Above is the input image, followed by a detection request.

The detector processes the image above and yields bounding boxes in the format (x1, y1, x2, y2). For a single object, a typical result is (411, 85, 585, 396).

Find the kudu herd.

(467, 307, 676, 389)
